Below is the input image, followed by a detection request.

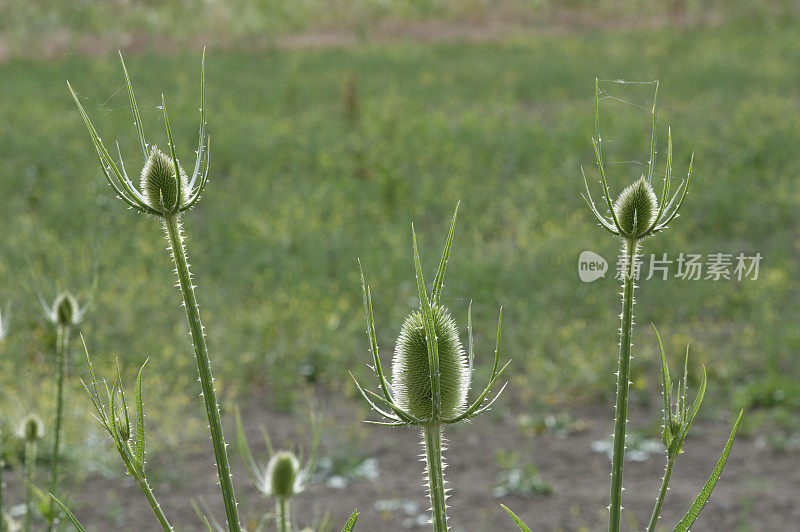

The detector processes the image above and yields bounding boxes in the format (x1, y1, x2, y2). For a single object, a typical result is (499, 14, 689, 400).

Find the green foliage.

(492, 450, 552, 497)
(673, 410, 743, 531)
(500, 504, 532, 532)
(339, 509, 358, 532)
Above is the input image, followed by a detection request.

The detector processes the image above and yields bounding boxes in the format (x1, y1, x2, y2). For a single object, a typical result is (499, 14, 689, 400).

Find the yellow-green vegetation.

(0, 2, 798, 501)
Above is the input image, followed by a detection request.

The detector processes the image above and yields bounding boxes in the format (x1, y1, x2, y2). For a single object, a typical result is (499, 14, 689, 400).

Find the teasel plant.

(65, 50, 244, 529)
(234, 405, 322, 532)
(0, 307, 8, 532)
(503, 80, 739, 531)
(580, 80, 693, 532)
(351, 203, 510, 531)
(646, 326, 743, 532)
(17, 414, 45, 532)
(38, 289, 91, 531)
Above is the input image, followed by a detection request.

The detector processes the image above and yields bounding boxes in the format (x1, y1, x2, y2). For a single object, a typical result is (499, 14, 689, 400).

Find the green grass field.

(2, 2, 799, 470)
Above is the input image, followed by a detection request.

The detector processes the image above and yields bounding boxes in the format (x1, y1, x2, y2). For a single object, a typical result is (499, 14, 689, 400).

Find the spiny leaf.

(673, 410, 743, 532)
(652, 324, 673, 447)
(431, 201, 459, 304)
(340, 509, 359, 532)
(500, 505, 532, 532)
(135, 358, 149, 467)
(49, 494, 87, 532)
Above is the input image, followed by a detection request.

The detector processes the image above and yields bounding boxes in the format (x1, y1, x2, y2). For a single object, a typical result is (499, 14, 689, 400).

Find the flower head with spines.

(351, 202, 510, 427)
(581, 79, 693, 241)
(234, 405, 321, 501)
(41, 291, 89, 328)
(67, 49, 210, 218)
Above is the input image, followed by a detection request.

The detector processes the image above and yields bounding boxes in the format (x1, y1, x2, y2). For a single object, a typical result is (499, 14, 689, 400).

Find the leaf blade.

(673, 410, 743, 532)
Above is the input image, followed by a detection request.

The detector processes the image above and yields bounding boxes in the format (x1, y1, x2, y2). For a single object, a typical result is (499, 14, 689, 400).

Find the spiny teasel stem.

(163, 214, 241, 531)
(275, 498, 291, 532)
(609, 237, 638, 532)
(46, 324, 70, 532)
(646, 457, 675, 532)
(136, 476, 173, 531)
(0, 435, 5, 532)
(423, 422, 448, 532)
(24, 440, 37, 532)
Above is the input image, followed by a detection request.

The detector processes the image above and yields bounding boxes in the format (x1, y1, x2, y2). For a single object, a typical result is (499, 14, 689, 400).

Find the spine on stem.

(164, 214, 240, 531)
(276, 499, 291, 532)
(46, 324, 70, 532)
(424, 423, 448, 532)
(608, 238, 638, 532)
(646, 458, 675, 532)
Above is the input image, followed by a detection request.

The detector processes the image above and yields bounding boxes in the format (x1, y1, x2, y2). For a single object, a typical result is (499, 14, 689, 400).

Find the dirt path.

(6, 398, 795, 531)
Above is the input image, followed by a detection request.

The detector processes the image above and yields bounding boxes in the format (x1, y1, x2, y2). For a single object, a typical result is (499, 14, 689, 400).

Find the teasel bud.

(140, 147, 190, 215)
(353, 203, 510, 428)
(53, 292, 79, 327)
(392, 305, 469, 420)
(42, 291, 88, 328)
(582, 123, 693, 241)
(613, 176, 658, 239)
(19, 414, 45, 443)
(266, 451, 300, 499)
(68, 50, 210, 218)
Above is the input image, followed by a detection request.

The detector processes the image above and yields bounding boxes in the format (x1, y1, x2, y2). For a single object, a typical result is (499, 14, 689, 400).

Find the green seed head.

(392, 304, 469, 421)
(613, 176, 658, 238)
(266, 451, 300, 498)
(140, 147, 189, 214)
(52, 292, 79, 327)
(20, 414, 45, 442)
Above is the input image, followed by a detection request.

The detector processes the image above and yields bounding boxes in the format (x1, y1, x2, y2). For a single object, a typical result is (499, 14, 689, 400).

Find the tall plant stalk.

(423, 423, 447, 530)
(608, 237, 637, 531)
(276, 499, 290, 532)
(24, 439, 36, 532)
(352, 205, 510, 532)
(68, 50, 240, 530)
(646, 458, 674, 532)
(164, 214, 240, 530)
(46, 323, 70, 532)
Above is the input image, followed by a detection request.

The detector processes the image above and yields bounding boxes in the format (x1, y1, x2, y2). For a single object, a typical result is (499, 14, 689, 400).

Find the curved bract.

(581, 81, 693, 241)
(67, 50, 210, 218)
(351, 203, 510, 429)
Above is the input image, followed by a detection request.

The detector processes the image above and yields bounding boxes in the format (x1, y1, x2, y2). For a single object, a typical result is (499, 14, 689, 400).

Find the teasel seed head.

(613, 176, 658, 239)
(266, 451, 300, 499)
(392, 304, 469, 421)
(140, 147, 190, 215)
(52, 292, 80, 327)
(19, 414, 45, 442)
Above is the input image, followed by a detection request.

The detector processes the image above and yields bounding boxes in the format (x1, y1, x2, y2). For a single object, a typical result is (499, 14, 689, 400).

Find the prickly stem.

(163, 214, 240, 531)
(646, 458, 675, 532)
(609, 237, 638, 532)
(24, 440, 37, 532)
(136, 476, 173, 531)
(423, 422, 448, 532)
(276, 499, 290, 532)
(46, 324, 71, 532)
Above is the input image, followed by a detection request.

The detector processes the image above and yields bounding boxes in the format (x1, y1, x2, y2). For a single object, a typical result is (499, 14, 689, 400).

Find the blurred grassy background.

(1, 0, 799, 497)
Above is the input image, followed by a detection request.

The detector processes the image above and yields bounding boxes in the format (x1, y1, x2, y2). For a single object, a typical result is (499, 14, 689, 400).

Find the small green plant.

(66, 50, 242, 530)
(647, 326, 743, 532)
(235, 406, 322, 532)
(39, 291, 89, 531)
(17, 414, 44, 532)
(352, 203, 510, 531)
